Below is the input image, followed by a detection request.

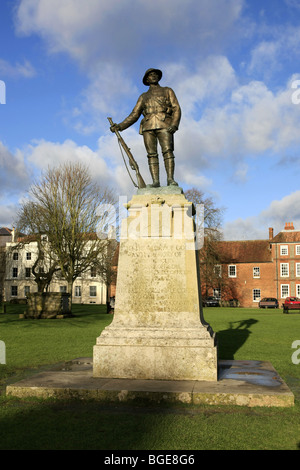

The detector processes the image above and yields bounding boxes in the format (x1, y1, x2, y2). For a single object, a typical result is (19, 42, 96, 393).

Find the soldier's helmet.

(143, 68, 163, 85)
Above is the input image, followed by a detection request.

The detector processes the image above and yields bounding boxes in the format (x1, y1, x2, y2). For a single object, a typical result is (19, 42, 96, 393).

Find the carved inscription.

(120, 240, 188, 313)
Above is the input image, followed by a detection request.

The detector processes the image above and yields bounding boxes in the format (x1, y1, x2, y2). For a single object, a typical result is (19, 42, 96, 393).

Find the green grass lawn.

(0, 304, 300, 450)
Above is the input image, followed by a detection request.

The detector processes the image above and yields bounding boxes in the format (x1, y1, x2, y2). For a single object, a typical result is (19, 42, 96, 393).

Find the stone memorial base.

(6, 358, 294, 408)
(93, 188, 218, 381)
(25, 292, 71, 319)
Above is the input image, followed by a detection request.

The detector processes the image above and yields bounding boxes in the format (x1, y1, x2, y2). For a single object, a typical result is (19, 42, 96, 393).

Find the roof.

(0, 227, 12, 236)
(216, 240, 272, 264)
(271, 231, 300, 243)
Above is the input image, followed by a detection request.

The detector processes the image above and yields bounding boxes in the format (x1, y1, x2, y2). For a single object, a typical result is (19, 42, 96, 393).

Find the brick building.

(0, 227, 12, 247)
(202, 222, 300, 308)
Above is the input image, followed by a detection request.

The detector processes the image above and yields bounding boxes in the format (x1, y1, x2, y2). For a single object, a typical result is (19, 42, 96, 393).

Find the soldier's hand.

(168, 126, 178, 134)
(110, 123, 121, 133)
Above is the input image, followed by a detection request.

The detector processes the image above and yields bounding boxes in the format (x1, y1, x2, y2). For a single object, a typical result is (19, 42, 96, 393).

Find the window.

(75, 286, 81, 297)
(296, 245, 300, 256)
(24, 286, 30, 297)
(253, 267, 260, 278)
(60, 286, 67, 293)
(253, 289, 261, 302)
(11, 286, 18, 297)
(297, 285, 300, 297)
(280, 263, 289, 277)
(12, 267, 18, 278)
(90, 286, 97, 297)
(280, 245, 288, 256)
(281, 284, 289, 298)
(228, 265, 236, 278)
(25, 268, 31, 278)
(13, 252, 18, 260)
(90, 267, 97, 278)
(26, 252, 31, 260)
(296, 263, 300, 277)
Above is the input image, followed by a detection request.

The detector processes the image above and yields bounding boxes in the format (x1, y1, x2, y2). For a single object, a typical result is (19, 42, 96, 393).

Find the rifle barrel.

(107, 117, 146, 189)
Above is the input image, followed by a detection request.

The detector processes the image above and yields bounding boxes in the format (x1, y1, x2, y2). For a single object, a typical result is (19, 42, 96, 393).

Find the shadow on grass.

(216, 318, 258, 359)
(0, 398, 220, 450)
(0, 399, 149, 450)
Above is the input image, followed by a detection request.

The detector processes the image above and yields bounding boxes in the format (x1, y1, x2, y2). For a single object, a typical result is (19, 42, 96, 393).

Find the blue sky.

(1, 0, 300, 240)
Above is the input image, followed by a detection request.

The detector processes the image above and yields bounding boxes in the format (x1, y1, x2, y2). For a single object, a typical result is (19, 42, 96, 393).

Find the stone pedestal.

(93, 188, 218, 381)
(26, 292, 71, 319)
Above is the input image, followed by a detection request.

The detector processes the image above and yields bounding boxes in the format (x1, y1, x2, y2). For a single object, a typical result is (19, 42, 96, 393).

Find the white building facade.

(4, 240, 107, 305)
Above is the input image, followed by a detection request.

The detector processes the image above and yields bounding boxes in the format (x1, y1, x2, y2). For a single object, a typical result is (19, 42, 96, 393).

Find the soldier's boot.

(148, 156, 160, 187)
(164, 153, 178, 186)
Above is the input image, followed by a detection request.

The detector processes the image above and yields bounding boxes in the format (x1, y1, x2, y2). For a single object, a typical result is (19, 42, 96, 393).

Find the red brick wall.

(223, 262, 275, 308)
(272, 242, 300, 302)
(201, 240, 300, 307)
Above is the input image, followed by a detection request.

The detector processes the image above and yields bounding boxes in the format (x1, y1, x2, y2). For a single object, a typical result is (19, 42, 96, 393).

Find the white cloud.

(74, 58, 300, 189)
(174, 72, 300, 174)
(165, 56, 237, 117)
(247, 24, 300, 80)
(222, 216, 267, 241)
(0, 58, 36, 78)
(260, 191, 300, 228)
(66, 63, 139, 135)
(232, 162, 249, 183)
(0, 142, 31, 195)
(15, 0, 245, 70)
(13, 0, 245, 137)
(22, 136, 144, 196)
(285, 0, 300, 10)
(12, 0, 300, 198)
(0, 142, 31, 227)
(0, 203, 19, 227)
(223, 190, 300, 240)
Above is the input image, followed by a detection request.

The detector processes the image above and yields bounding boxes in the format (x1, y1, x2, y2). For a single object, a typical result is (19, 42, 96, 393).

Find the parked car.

(258, 297, 279, 309)
(202, 296, 220, 307)
(283, 297, 300, 314)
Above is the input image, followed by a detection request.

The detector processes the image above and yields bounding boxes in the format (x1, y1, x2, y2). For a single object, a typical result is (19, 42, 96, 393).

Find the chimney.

(12, 226, 15, 242)
(285, 222, 294, 231)
(269, 227, 274, 240)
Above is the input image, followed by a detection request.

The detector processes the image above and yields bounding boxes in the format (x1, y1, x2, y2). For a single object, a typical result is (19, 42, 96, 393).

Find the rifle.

(108, 117, 146, 189)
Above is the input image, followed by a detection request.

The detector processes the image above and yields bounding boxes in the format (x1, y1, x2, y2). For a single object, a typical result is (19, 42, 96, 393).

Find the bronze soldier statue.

(110, 68, 181, 187)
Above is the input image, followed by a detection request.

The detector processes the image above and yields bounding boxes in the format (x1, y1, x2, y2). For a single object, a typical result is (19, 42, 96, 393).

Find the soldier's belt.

(144, 107, 167, 114)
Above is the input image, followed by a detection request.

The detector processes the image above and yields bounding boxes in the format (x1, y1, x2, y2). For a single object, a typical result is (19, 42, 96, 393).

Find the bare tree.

(185, 188, 223, 240)
(16, 162, 117, 309)
(185, 188, 225, 298)
(16, 202, 61, 292)
(94, 238, 118, 312)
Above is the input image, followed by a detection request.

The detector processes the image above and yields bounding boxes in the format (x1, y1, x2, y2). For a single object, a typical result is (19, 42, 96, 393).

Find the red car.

(283, 297, 300, 314)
